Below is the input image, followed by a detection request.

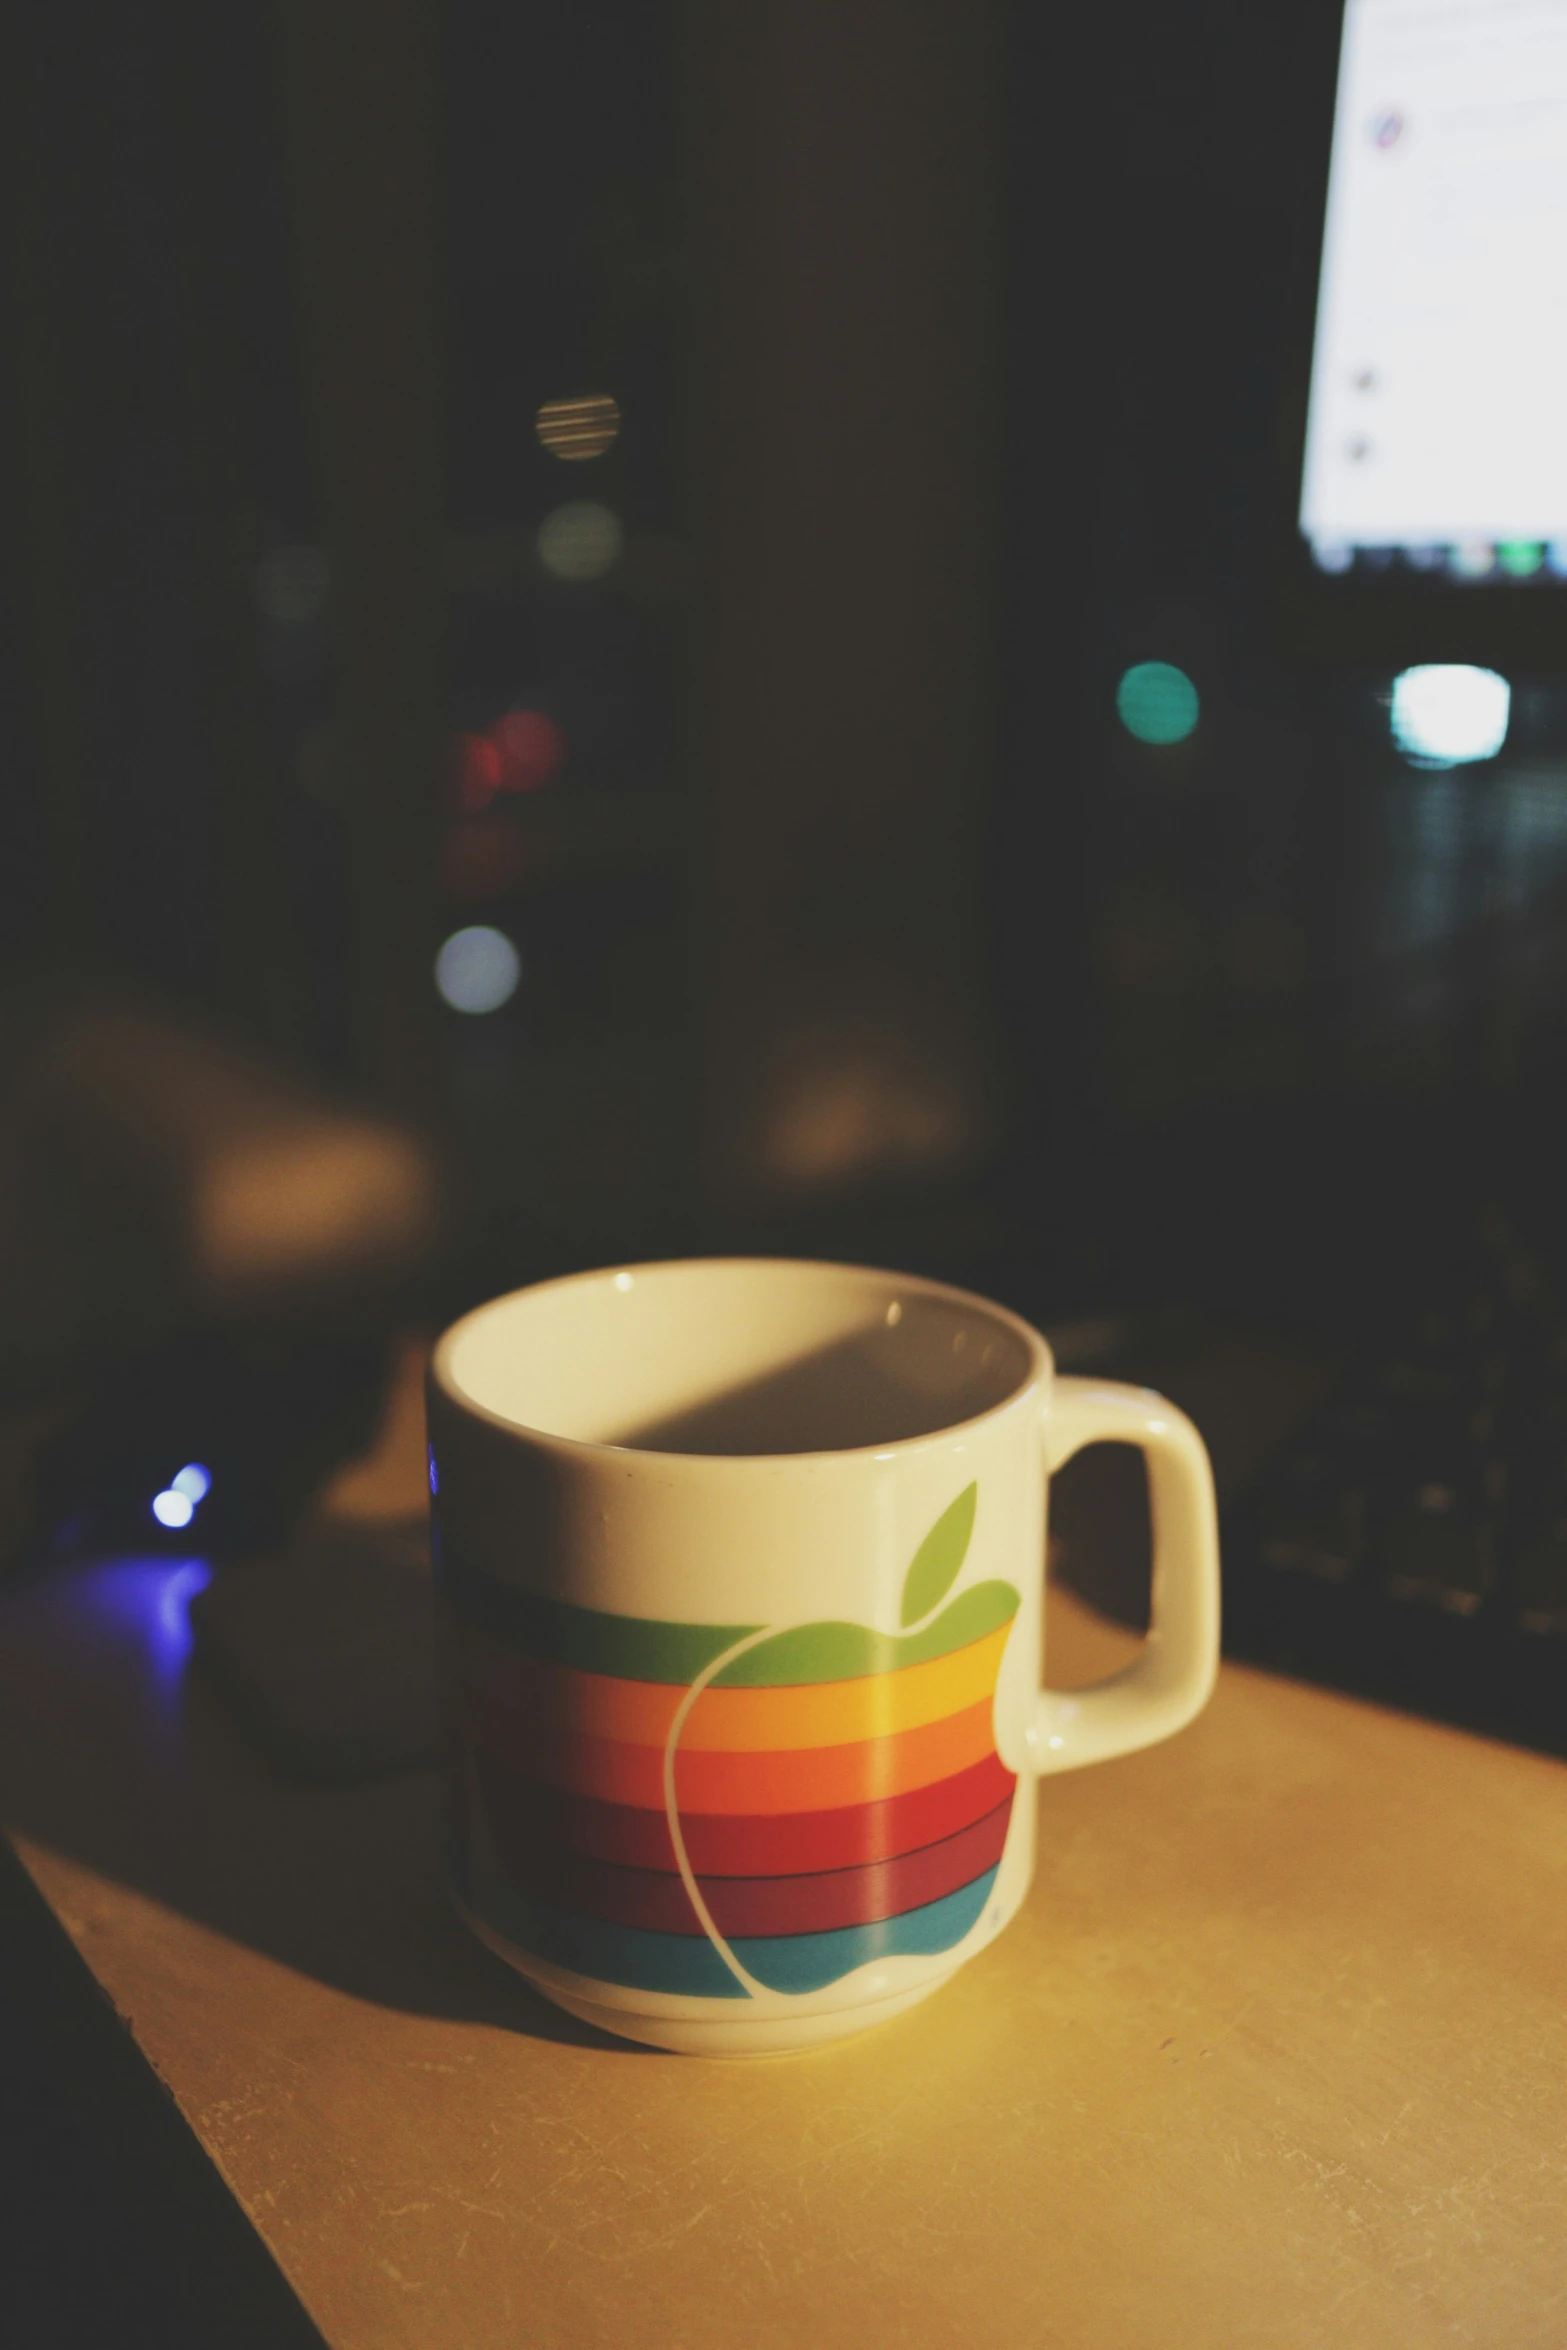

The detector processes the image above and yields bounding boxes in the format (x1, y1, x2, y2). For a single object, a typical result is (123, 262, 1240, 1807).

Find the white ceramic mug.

(428, 1259, 1220, 2055)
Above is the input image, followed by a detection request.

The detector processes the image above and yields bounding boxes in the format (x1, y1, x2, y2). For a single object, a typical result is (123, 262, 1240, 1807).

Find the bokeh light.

(535, 394, 622, 460)
(152, 1489, 195, 1529)
(493, 708, 564, 791)
(1390, 665, 1510, 767)
(255, 543, 330, 627)
(537, 501, 623, 583)
(1116, 662, 1200, 745)
(171, 1463, 211, 1503)
(441, 822, 530, 901)
(434, 925, 522, 1014)
(456, 732, 504, 813)
(453, 711, 564, 819)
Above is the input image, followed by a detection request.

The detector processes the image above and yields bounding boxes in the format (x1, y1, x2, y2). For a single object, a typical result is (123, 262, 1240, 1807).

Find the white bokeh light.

(536, 501, 623, 583)
(152, 1489, 195, 1529)
(255, 542, 330, 626)
(1390, 666, 1510, 769)
(435, 925, 522, 1015)
(171, 1463, 211, 1503)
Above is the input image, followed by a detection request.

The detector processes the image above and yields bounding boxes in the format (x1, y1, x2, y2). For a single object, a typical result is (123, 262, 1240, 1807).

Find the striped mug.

(429, 1259, 1220, 2055)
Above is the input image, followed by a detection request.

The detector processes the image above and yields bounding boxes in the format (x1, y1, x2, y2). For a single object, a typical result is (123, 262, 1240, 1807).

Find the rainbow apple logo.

(444, 1484, 1021, 1999)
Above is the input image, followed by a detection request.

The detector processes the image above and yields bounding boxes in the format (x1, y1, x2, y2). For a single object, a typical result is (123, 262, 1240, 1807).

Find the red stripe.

(688, 1752, 1016, 1873)
(471, 1747, 1016, 1877)
(477, 1798, 1015, 1940)
(702, 1802, 1013, 1938)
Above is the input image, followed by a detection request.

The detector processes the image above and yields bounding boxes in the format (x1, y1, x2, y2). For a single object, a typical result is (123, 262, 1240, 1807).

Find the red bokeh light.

(442, 819, 531, 900)
(456, 732, 504, 813)
(452, 710, 564, 820)
(492, 708, 565, 793)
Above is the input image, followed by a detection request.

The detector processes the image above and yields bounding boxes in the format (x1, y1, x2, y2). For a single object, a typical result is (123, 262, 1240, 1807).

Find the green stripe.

(710, 1581, 1020, 1686)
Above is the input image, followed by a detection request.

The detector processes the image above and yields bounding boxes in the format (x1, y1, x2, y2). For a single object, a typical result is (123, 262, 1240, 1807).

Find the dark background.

(6, 0, 1567, 1457)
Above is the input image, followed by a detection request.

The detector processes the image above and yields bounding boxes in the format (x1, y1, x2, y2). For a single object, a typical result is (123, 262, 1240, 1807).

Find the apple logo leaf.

(901, 1482, 977, 1627)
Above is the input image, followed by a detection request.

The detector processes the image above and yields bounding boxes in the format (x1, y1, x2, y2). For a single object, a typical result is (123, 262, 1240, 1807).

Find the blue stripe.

(734, 1870, 998, 1993)
(460, 1842, 998, 1999)
(463, 1847, 747, 1995)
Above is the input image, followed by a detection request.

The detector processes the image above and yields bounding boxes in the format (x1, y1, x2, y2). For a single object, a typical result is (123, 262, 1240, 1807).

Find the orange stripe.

(673, 1701, 999, 1812)
(464, 1691, 1000, 1812)
(457, 1624, 1010, 1752)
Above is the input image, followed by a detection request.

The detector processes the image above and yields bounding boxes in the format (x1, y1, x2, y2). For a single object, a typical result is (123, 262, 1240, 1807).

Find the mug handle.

(1031, 1377, 1221, 1775)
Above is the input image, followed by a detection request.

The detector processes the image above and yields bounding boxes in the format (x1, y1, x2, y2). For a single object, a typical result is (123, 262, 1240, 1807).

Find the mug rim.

(429, 1255, 1053, 1467)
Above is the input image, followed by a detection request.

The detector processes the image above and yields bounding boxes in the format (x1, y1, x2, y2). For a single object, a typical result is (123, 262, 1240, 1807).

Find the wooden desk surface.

(3, 1374, 1566, 2348)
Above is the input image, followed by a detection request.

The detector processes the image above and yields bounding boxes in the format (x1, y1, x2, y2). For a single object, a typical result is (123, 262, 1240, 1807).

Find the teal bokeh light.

(1116, 661, 1200, 746)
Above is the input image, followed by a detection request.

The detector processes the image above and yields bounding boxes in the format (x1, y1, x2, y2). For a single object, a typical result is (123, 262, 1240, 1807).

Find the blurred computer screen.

(998, 0, 1567, 1327)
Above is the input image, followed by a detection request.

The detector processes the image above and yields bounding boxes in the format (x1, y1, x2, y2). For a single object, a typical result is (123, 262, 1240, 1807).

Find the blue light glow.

(171, 1462, 211, 1504)
(66, 1558, 213, 1695)
(159, 1558, 212, 1643)
(428, 1445, 439, 1497)
(152, 1489, 195, 1529)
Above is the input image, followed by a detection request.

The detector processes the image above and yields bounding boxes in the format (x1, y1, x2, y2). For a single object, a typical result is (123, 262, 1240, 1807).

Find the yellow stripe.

(459, 1623, 1011, 1753)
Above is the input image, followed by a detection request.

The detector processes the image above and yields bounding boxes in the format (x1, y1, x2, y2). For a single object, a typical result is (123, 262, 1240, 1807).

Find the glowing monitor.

(1300, 0, 1567, 583)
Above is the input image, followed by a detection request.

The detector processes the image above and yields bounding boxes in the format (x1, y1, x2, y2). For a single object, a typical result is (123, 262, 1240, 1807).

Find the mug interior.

(439, 1260, 1038, 1456)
